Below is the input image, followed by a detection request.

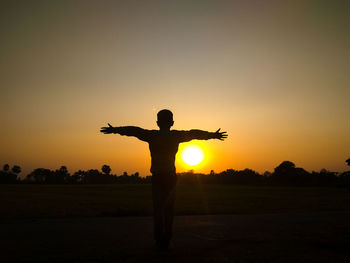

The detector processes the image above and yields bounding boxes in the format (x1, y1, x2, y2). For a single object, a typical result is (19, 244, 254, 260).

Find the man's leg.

(163, 175, 177, 247)
(152, 182, 164, 245)
(163, 187, 175, 244)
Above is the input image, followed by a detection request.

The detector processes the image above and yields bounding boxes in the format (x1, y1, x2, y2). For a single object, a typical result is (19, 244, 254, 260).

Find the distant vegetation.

(1, 160, 350, 187)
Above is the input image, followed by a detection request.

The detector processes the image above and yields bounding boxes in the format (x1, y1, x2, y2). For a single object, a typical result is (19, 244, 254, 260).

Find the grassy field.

(1, 184, 350, 219)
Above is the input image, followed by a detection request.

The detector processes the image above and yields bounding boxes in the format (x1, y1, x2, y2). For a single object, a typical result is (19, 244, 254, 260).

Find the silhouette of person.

(100, 109, 227, 250)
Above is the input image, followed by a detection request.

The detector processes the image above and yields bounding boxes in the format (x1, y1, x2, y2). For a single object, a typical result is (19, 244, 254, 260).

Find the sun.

(181, 145, 204, 166)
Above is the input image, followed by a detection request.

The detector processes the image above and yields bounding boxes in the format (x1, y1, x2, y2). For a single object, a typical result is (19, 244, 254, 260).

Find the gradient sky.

(1, 0, 349, 177)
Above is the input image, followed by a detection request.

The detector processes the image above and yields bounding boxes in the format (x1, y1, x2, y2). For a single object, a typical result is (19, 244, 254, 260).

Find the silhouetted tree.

(342, 159, 350, 191)
(3, 164, 9, 172)
(216, 168, 264, 185)
(275, 161, 295, 172)
(82, 169, 101, 184)
(0, 164, 19, 183)
(102, 165, 111, 175)
(315, 168, 338, 186)
(12, 165, 21, 175)
(70, 170, 84, 184)
(26, 168, 53, 183)
(263, 171, 271, 176)
(59, 166, 68, 174)
(53, 166, 70, 184)
(272, 161, 311, 186)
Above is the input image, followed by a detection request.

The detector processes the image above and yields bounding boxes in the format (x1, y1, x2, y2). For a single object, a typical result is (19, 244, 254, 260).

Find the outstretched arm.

(178, 128, 228, 142)
(100, 123, 152, 142)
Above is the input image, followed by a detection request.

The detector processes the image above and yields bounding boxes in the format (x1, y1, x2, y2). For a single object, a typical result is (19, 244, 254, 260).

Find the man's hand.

(214, 128, 228, 141)
(100, 123, 117, 134)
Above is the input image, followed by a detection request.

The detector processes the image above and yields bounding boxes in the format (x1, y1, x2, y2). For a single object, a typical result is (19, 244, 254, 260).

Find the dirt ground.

(1, 211, 350, 263)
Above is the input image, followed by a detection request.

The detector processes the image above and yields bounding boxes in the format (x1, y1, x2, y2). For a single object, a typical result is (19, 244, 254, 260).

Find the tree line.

(0, 164, 146, 184)
(1, 159, 350, 188)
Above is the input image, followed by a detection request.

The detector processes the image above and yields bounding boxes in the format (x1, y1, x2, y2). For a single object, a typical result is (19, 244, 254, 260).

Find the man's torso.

(147, 130, 181, 174)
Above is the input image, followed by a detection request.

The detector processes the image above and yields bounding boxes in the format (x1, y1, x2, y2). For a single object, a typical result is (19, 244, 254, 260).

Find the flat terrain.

(1, 185, 349, 262)
(1, 184, 350, 218)
(1, 212, 349, 262)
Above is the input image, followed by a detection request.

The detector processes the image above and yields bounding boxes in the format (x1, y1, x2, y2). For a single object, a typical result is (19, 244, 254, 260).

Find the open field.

(1, 185, 350, 262)
(1, 212, 350, 262)
(1, 184, 350, 219)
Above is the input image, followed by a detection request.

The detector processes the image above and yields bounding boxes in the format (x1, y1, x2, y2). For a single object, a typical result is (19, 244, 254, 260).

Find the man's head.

(157, 109, 174, 130)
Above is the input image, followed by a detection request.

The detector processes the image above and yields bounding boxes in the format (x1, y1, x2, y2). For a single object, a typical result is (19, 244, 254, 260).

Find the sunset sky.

(1, 0, 349, 177)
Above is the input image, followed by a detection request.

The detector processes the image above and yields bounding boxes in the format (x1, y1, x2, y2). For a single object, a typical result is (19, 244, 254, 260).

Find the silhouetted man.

(100, 109, 227, 250)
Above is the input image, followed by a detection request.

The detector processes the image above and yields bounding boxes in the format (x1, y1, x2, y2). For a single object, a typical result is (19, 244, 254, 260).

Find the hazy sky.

(1, 0, 349, 176)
